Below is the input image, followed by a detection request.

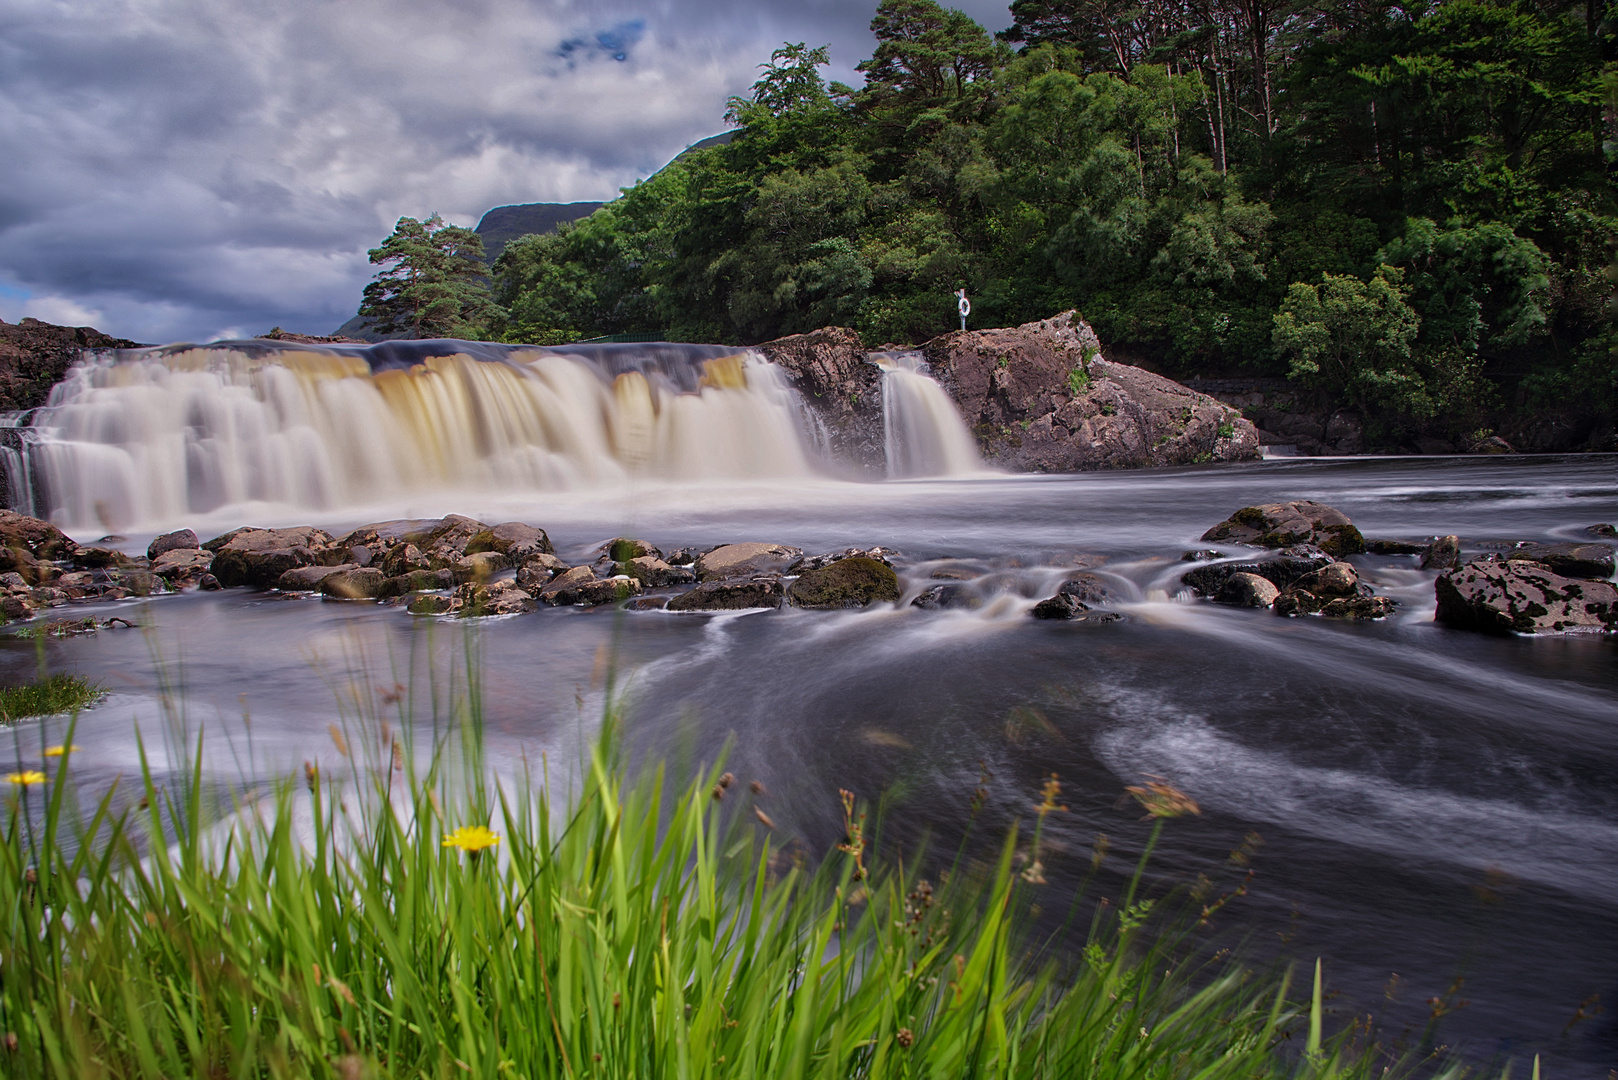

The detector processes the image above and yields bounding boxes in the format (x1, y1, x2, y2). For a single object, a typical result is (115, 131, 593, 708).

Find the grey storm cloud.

(0, 0, 1013, 344)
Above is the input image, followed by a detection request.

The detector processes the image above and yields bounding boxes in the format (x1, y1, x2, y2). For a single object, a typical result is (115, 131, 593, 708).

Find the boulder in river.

(619, 556, 695, 587)
(597, 537, 662, 562)
(1275, 591, 1397, 619)
(1032, 593, 1089, 619)
(666, 579, 784, 611)
(539, 567, 640, 607)
(1419, 535, 1461, 571)
(379, 569, 455, 597)
(1290, 561, 1364, 598)
(278, 563, 351, 591)
(320, 567, 387, 599)
(0, 509, 77, 562)
(755, 327, 885, 475)
(696, 543, 802, 581)
(922, 312, 1260, 470)
(1215, 572, 1280, 608)
(147, 547, 213, 585)
(1365, 539, 1426, 555)
(1201, 501, 1365, 557)
(208, 526, 335, 589)
(457, 579, 537, 616)
(911, 583, 980, 611)
(148, 528, 201, 561)
(787, 557, 900, 609)
(1180, 546, 1333, 596)
(466, 522, 553, 561)
(1504, 542, 1614, 580)
(1435, 557, 1617, 634)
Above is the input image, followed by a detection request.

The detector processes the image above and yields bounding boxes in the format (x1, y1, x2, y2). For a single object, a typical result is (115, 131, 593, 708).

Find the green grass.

(0, 666, 1495, 1080)
(0, 672, 106, 723)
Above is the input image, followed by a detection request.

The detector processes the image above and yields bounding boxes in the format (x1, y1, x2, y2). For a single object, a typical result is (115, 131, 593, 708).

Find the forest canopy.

(481, 0, 1615, 439)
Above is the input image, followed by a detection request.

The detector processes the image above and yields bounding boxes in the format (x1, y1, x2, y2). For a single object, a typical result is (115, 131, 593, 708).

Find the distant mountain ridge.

(335, 131, 736, 341)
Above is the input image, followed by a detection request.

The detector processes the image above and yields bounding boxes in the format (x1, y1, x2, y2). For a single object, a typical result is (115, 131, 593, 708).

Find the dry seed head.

(1123, 775, 1199, 819)
(719, 772, 734, 789)
(750, 779, 766, 795)
(753, 807, 775, 829)
(896, 1028, 914, 1049)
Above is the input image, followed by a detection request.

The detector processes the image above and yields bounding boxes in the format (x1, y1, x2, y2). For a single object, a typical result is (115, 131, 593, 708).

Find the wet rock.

(696, 543, 802, 581)
(1365, 539, 1426, 555)
(320, 567, 387, 599)
(1181, 546, 1333, 597)
(1201, 501, 1365, 557)
(209, 526, 335, 589)
(922, 311, 1260, 470)
(666, 579, 784, 611)
(572, 577, 641, 606)
(198, 574, 222, 591)
(0, 545, 54, 585)
(150, 548, 213, 584)
(627, 595, 670, 611)
(1291, 561, 1362, 599)
(147, 528, 201, 561)
(619, 556, 695, 587)
(0, 511, 78, 573)
(457, 579, 536, 616)
(1180, 549, 1226, 562)
(0, 317, 144, 413)
(756, 326, 885, 475)
(516, 557, 568, 591)
(407, 593, 455, 615)
(1056, 572, 1110, 603)
(381, 543, 433, 578)
(1274, 589, 1395, 619)
(1505, 542, 1614, 580)
(1215, 572, 1279, 608)
(789, 547, 899, 573)
(1419, 535, 1461, 571)
(0, 572, 28, 591)
(452, 551, 509, 582)
(788, 557, 900, 609)
(1470, 435, 1515, 454)
(1435, 557, 1617, 634)
(74, 546, 138, 569)
(539, 567, 640, 606)
(1032, 593, 1089, 619)
(378, 569, 454, 597)
(597, 537, 662, 562)
(1585, 523, 1615, 539)
(537, 566, 595, 604)
(466, 522, 554, 561)
(665, 547, 701, 566)
(911, 583, 979, 610)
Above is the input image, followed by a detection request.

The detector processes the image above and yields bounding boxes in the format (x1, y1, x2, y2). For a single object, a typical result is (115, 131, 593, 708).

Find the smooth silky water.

(1, 340, 1614, 1075)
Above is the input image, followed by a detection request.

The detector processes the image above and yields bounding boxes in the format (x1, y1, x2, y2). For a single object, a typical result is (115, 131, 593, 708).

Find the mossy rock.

(788, 557, 900, 609)
(407, 594, 455, 615)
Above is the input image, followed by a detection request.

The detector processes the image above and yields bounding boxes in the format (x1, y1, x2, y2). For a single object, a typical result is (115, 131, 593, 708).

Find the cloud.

(0, 0, 1012, 343)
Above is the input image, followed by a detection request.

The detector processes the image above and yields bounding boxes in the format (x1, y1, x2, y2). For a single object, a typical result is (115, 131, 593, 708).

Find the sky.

(0, 0, 1015, 344)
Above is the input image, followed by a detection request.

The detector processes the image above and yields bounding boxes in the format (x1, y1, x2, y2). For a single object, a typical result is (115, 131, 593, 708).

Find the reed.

(0, 668, 1487, 1080)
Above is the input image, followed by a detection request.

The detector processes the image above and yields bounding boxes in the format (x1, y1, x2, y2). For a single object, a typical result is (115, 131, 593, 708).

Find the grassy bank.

(0, 671, 105, 724)
(0, 683, 1487, 1080)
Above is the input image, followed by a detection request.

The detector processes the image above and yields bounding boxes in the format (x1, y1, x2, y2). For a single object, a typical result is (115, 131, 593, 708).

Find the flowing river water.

(1, 341, 1614, 1075)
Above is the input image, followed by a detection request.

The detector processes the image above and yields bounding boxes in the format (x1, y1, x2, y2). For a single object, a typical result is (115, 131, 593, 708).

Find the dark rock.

(619, 556, 695, 587)
(0, 317, 143, 412)
(515, 558, 567, 591)
(1365, 539, 1427, 555)
(381, 543, 433, 578)
(756, 327, 885, 475)
(1505, 542, 1614, 580)
(147, 529, 201, 561)
(320, 567, 387, 599)
(1215, 572, 1279, 608)
(457, 579, 537, 616)
(1291, 562, 1362, 599)
(539, 567, 640, 606)
(789, 547, 899, 573)
(466, 522, 554, 561)
(911, 583, 980, 610)
(1585, 523, 1616, 539)
(74, 546, 138, 569)
(1470, 435, 1515, 454)
(1181, 547, 1333, 597)
(788, 557, 900, 609)
(378, 569, 455, 597)
(627, 595, 670, 611)
(597, 537, 662, 562)
(1180, 549, 1226, 562)
(407, 594, 455, 615)
(664, 548, 701, 566)
(198, 574, 222, 591)
(279, 563, 352, 591)
(1202, 500, 1364, 556)
(1435, 557, 1617, 634)
(571, 577, 641, 606)
(452, 551, 510, 582)
(922, 311, 1260, 470)
(0, 510, 77, 561)
(666, 579, 784, 611)
(1419, 535, 1462, 571)
(537, 566, 595, 605)
(150, 548, 213, 584)
(209, 526, 335, 588)
(1318, 596, 1398, 619)
(1415, 437, 1455, 455)
(696, 543, 802, 581)
(1032, 593, 1089, 619)
(1056, 572, 1110, 603)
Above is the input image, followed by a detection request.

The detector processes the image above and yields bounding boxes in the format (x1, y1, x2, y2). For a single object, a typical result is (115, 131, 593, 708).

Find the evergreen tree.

(361, 215, 502, 340)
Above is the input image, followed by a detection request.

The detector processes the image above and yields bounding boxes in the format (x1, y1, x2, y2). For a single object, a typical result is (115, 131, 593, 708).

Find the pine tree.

(360, 215, 503, 340)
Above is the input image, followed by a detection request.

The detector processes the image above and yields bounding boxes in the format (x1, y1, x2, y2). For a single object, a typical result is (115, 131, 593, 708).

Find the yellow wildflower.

(43, 745, 80, 758)
(6, 771, 47, 786)
(442, 825, 500, 854)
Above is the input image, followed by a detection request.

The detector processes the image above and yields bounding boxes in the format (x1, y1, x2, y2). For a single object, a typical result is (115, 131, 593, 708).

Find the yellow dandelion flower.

(442, 825, 500, 854)
(6, 771, 47, 786)
(43, 745, 80, 758)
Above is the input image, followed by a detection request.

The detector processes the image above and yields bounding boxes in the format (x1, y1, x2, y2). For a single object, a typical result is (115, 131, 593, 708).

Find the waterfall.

(873, 352, 983, 479)
(12, 341, 834, 532)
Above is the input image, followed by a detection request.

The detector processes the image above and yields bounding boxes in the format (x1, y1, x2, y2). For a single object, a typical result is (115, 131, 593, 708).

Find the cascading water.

(872, 351, 983, 479)
(3, 337, 983, 532)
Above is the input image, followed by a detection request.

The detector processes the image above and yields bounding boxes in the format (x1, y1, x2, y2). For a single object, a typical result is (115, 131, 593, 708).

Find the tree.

(361, 215, 503, 340)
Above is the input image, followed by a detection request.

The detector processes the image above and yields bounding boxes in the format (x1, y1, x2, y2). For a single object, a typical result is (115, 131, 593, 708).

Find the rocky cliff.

(0, 318, 142, 412)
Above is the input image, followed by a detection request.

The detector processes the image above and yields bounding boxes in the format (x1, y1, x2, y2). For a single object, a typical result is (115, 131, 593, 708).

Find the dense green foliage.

(0, 674, 1492, 1079)
(488, 0, 1616, 442)
(362, 215, 502, 340)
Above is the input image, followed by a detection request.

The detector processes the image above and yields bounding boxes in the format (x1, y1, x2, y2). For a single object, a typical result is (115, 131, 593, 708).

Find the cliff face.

(0, 318, 142, 412)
